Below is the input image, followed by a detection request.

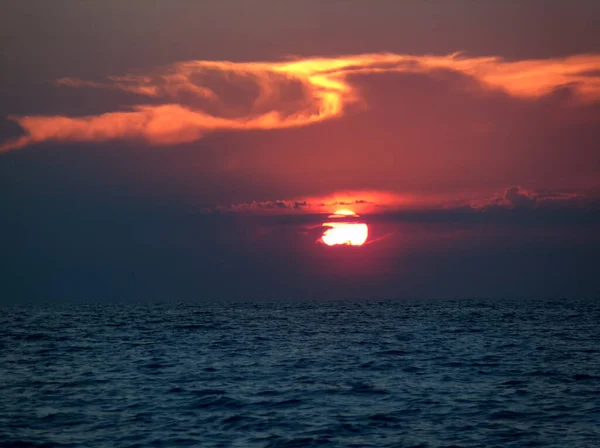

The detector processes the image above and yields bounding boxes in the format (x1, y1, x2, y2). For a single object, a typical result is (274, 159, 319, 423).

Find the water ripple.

(1, 298, 599, 447)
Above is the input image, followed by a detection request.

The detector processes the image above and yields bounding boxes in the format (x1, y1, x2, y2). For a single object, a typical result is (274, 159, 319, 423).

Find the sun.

(330, 209, 357, 217)
(321, 209, 368, 246)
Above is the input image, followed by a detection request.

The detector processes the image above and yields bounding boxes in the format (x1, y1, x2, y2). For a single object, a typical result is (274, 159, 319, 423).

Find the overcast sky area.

(1, 0, 599, 302)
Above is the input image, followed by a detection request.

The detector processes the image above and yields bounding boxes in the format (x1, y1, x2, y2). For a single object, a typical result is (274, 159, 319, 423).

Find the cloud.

(210, 187, 598, 219)
(2, 52, 600, 152)
(210, 191, 434, 215)
(481, 186, 539, 209)
(504, 186, 537, 208)
(55, 76, 162, 97)
(472, 186, 596, 210)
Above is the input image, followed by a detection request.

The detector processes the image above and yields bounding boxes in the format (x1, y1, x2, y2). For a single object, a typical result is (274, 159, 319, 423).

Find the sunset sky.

(1, 0, 599, 302)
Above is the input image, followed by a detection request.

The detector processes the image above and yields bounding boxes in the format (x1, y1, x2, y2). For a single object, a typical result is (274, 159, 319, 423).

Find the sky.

(1, 0, 599, 302)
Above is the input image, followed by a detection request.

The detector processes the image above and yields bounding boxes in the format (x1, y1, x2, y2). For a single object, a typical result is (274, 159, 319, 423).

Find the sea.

(1, 298, 599, 447)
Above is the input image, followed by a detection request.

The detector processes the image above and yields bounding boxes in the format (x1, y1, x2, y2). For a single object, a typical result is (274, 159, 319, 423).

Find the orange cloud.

(2, 52, 600, 152)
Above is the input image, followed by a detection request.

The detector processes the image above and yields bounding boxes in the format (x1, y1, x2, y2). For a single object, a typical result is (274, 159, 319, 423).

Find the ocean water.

(1, 299, 599, 447)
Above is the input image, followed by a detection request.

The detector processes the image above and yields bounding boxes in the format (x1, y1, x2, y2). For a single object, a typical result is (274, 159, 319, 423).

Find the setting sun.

(321, 210, 368, 246)
(330, 209, 357, 217)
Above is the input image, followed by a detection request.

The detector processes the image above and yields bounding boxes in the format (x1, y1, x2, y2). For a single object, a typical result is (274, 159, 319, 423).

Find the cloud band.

(2, 52, 600, 152)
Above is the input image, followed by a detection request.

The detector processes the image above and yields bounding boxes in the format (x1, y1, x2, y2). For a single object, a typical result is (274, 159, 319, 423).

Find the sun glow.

(321, 209, 368, 246)
(330, 209, 358, 217)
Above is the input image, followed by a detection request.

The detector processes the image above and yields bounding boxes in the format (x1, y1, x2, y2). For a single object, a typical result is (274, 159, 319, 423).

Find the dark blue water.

(1, 299, 599, 447)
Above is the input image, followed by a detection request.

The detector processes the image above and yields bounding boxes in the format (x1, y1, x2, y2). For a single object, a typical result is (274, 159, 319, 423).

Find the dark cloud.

(503, 186, 537, 209)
